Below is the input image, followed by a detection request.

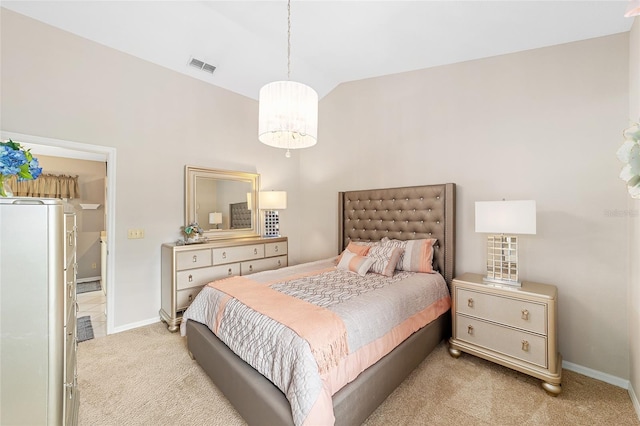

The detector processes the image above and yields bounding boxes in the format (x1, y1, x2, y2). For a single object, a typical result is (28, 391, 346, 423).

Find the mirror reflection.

(195, 177, 252, 230)
(185, 166, 260, 240)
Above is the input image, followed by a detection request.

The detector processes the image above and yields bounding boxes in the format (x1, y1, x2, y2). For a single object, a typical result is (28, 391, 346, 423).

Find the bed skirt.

(186, 311, 450, 425)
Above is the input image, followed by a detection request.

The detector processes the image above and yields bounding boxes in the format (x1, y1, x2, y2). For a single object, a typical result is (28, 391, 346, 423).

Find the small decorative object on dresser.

(160, 236, 288, 331)
(448, 272, 562, 395)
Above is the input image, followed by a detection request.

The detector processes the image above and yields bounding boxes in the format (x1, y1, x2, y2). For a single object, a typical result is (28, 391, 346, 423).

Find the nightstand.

(448, 272, 562, 395)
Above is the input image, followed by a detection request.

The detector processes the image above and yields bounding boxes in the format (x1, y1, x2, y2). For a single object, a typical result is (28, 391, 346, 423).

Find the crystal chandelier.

(258, 0, 318, 158)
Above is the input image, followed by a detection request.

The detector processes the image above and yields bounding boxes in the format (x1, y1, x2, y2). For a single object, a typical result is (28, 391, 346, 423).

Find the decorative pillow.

(336, 249, 374, 277)
(382, 237, 437, 273)
(367, 245, 403, 277)
(336, 241, 376, 264)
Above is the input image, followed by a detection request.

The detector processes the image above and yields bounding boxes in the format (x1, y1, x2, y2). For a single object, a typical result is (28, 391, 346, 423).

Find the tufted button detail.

(437, 221, 440, 224)
(420, 197, 424, 200)
(436, 196, 440, 199)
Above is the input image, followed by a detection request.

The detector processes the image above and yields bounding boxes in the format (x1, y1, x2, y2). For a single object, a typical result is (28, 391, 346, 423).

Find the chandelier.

(258, 0, 318, 158)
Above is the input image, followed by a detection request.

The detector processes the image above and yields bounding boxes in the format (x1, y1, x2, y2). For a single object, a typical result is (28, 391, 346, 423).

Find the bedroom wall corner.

(627, 15, 640, 421)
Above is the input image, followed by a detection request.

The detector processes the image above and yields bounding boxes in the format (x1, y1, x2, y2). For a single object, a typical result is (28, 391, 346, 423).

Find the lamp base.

(263, 210, 280, 238)
(485, 234, 521, 286)
(482, 276, 522, 287)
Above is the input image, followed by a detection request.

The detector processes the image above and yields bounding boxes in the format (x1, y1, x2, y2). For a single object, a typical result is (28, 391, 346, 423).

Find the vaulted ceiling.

(2, 1, 634, 100)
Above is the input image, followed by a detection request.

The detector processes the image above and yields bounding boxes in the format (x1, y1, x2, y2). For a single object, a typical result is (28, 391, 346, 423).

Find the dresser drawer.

(456, 314, 547, 368)
(241, 255, 288, 275)
(176, 249, 212, 270)
(213, 244, 264, 265)
(265, 241, 287, 257)
(176, 286, 204, 311)
(176, 264, 240, 290)
(456, 288, 547, 334)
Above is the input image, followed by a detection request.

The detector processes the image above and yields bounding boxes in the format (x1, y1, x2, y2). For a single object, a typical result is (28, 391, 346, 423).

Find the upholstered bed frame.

(186, 183, 456, 425)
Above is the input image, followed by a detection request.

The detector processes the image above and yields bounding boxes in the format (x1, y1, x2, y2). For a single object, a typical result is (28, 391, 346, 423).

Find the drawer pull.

(277, 260, 282, 266)
(467, 298, 474, 308)
(192, 255, 197, 263)
(521, 340, 529, 352)
(227, 268, 232, 276)
(188, 274, 193, 282)
(222, 252, 227, 259)
(68, 233, 74, 247)
(254, 248, 258, 255)
(467, 325, 474, 335)
(188, 294, 193, 302)
(275, 245, 279, 253)
(521, 309, 529, 320)
(249, 265, 253, 272)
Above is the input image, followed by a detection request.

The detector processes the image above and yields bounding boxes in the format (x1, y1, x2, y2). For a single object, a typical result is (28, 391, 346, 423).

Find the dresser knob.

(277, 260, 281, 266)
(227, 268, 232, 276)
(249, 265, 253, 272)
(188, 294, 193, 302)
(521, 340, 529, 352)
(192, 255, 197, 263)
(521, 309, 529, 320)
(188, 274, 193, 282)
(467, 298, 474, 308)
(254, 248, 258, 255)
(467, 325, 474, 335)
(222, 252, 227, 259)
(275, 245, 279, 252)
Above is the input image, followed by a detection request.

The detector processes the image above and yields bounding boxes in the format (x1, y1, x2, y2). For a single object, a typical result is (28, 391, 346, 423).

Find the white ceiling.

(2, 1, 634, 100)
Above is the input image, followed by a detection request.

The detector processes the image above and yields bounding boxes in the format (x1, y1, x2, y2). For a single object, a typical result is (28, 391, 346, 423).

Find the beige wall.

(1, 7, 634, 382)
(36, 154, 106, 280)
(302, 34, 630, 379)
(628, 16, 640, 412)
(0, 8, 301, 328)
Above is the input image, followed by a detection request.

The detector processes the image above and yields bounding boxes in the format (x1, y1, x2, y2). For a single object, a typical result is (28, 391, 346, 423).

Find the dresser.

(160, 237, 288, 331)
(448, 272, 562, 395)
(0, 199, 79, 425)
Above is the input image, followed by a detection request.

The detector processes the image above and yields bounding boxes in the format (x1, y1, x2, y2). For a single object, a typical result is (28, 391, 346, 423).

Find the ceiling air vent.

(188, 57, 216, 74)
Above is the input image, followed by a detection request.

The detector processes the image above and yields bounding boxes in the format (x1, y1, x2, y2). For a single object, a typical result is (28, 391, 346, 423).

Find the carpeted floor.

(77, 322, 640, 425)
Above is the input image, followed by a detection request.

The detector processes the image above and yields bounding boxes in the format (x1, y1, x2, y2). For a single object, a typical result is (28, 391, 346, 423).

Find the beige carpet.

(78, 322, 639, 425)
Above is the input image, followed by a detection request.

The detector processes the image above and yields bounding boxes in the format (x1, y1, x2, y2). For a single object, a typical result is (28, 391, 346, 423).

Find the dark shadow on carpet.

(77, 315, 94, 342)
(77, 280, 101, 294)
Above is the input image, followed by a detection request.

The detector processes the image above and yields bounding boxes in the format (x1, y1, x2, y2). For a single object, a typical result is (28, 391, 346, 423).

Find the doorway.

(1, 130, 117, 335)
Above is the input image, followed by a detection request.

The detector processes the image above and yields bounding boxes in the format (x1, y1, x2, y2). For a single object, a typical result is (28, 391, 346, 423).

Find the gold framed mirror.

(185, 166, 260, 240)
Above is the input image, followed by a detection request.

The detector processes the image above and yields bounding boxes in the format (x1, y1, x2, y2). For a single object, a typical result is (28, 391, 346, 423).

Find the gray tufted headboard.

(338, 183, 456, 286)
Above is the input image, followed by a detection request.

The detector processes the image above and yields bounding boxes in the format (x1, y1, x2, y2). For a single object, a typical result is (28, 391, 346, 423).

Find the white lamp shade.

(258, 81, 318, 149)
(475, 200, 536, 235)
(208, 212, 222, 225)
(259, 191, 287, 210)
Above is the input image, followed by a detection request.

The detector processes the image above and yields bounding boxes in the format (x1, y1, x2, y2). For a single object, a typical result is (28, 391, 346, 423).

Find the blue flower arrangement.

(0, 140, 43, 197)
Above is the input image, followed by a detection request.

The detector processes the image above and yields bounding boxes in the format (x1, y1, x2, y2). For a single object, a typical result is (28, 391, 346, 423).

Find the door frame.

(1, 131, 117, 335)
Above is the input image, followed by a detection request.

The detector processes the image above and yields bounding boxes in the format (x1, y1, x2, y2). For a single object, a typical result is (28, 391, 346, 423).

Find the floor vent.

(188, 57, 216, 74)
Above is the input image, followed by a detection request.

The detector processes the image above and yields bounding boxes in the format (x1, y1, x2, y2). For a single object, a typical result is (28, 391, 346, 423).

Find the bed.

(183, 183, 456, 425)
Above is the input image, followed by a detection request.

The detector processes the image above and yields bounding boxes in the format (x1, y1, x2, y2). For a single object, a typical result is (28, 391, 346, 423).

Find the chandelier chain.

(287, 0, 291, 80)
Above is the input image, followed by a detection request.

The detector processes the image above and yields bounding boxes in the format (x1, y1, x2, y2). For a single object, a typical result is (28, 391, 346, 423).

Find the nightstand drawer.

(176, 249, 212, 270)
(456, 314, 547, 368)
(241, 255, 288, 275)
(176, 286, 204, 311)
(176, 264, 240, 290)
(213, 244, 264, 265)
(457, 288, 547, 334)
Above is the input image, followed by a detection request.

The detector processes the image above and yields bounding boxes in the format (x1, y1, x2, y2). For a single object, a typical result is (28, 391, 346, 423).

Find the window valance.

(6, 173, 80, 199)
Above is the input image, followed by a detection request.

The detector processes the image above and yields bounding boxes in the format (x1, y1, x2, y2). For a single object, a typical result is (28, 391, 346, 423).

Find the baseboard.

(562, 360, 629, 389)
(77, 276, 101, 283)
(111, 317, 160, 334)
(629, 382, 640, 421)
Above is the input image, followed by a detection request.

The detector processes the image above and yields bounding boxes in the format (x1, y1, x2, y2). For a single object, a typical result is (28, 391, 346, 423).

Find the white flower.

(617, 119, 640, 199)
